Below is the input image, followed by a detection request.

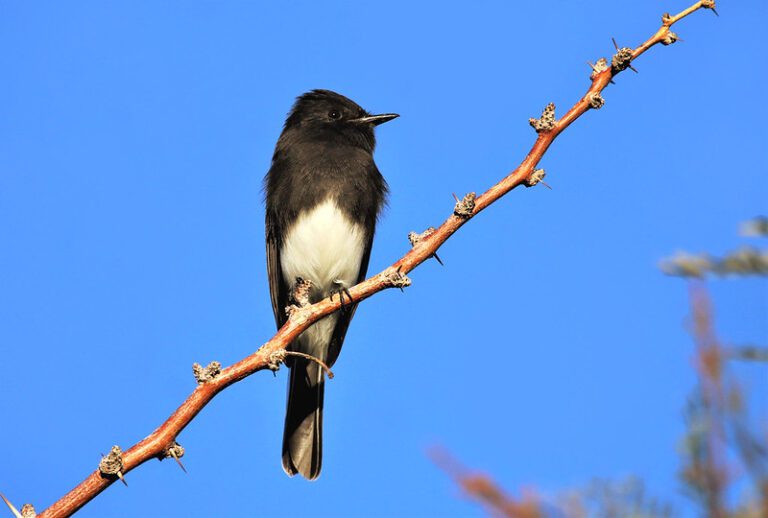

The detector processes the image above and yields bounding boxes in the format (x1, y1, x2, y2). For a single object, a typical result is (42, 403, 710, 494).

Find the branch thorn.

(702, 1, 719, 16)
(170, 450, 187, 473)
(0, 493, 23, 518)
(163, 442, 187, 474)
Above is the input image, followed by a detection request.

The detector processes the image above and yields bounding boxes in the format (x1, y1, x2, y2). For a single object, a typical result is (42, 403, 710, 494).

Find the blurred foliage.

(660, 218, 768, 278)
(436, 219, 767, 517)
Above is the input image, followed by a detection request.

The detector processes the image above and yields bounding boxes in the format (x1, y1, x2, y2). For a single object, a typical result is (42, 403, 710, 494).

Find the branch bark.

(26, 2, 717, 516)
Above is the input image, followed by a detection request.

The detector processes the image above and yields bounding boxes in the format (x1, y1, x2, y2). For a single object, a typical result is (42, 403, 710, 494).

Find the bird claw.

(331, 281, 353, 311)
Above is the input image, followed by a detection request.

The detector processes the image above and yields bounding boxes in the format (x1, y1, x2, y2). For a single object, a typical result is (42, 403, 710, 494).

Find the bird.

(264, 89, 398, 480)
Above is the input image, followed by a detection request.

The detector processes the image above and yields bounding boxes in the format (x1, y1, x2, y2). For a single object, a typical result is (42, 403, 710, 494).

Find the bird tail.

(282, 358, 324, 480)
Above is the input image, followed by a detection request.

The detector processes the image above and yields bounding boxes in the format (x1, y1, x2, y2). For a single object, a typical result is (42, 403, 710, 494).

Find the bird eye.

(328, 110, 341, 120)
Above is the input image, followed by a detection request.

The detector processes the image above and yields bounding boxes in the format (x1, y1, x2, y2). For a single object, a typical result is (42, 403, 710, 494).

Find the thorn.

(609, 79, 616, 85)
(451, 192, 460, 204)
(432, 253, 444, 266)
(539, 180, 553, 190)
(611, 37, 620, 51)
(0, 494, 23, 518)
(386, 266, 411, 293)
(587, 61, 597, 72)
(116, 471, 128, 487)
(169, 450, 187, 474)
(711, 8, 719, 17)
(628, 64, 639, 73)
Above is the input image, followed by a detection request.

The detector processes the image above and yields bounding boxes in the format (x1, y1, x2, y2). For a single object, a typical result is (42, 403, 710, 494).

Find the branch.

(28, 2, 718, 516)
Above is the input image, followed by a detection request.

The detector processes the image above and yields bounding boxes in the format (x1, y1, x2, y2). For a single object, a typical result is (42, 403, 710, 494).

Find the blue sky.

(1, 1, 766, 516)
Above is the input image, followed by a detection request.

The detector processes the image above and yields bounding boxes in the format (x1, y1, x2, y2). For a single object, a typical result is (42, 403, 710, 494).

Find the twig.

(283, 351, 335, 380)
(30, 2, 717, 516)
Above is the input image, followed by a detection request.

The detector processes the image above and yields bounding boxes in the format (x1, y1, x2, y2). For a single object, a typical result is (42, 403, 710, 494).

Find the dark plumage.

(264, 89, 397, 479)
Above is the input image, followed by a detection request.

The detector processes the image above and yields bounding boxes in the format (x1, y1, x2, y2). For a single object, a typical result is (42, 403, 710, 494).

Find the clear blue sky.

(1, 1, 766, 516)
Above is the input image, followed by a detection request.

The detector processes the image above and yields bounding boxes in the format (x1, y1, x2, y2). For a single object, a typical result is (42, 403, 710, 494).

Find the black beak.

(349, 113, 399, 126)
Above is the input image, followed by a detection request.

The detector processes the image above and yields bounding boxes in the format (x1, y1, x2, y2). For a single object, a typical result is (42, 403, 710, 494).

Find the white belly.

(280, 199, 366, 356)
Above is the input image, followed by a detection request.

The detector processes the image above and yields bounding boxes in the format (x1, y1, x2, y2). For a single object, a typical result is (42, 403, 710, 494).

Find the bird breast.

(280, 198, 366, 300)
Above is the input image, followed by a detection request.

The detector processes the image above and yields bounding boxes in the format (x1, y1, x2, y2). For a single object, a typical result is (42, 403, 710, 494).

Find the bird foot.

(329, 280, 353, 310)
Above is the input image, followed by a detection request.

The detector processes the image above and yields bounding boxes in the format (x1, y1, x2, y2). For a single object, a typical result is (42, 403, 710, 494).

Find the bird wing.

(266, 211, 288, 330)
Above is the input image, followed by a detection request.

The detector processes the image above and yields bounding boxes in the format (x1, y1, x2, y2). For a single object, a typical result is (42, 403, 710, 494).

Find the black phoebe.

(264, 89, 398, 480)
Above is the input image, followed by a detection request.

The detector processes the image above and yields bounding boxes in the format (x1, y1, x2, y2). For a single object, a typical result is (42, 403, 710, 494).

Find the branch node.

(407, 227, 436, 247)
(524, 169, 550, 189)
(588, 93, 605, 110)
(528, 103, 556, 132)
(285, 277, 313, 318)
(611, 42, 635, 73)
(408, 227, 444, 265)
(267, 349, 287, 372)
(453, 192, 476, 218)
(661, 30, 679, 46)
(662, 12, 673, 26)
(99, 446, 127, 486)
(385, 267, 412, 292)
(290, 277, 312, 307)
(192, 361, 221, 384)
(589, 58, 609, 80)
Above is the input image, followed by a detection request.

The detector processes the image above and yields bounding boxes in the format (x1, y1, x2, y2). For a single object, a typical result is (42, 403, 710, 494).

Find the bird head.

(282, 89, 398, 151)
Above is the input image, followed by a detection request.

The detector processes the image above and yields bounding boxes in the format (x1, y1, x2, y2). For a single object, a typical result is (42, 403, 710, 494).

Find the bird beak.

(349, 113, 399, 126)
